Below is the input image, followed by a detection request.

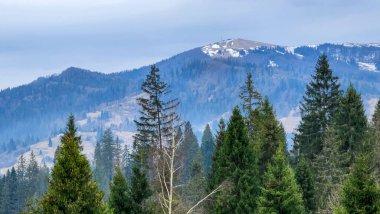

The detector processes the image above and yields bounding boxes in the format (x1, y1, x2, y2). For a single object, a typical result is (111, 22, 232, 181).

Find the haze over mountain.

(0, 38, 379, 171)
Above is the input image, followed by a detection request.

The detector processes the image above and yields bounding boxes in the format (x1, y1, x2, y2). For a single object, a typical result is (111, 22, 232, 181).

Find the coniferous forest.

(1, 54, 380, 214)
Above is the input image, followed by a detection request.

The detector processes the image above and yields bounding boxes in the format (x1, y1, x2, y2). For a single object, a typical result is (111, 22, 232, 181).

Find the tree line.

(3, 54, 380, 213)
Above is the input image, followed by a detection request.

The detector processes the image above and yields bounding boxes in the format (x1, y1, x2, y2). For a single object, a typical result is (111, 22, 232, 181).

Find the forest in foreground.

(1, 54, 380, 214)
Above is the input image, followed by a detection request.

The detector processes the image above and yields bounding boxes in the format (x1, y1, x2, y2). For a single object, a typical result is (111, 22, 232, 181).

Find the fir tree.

(130, 166, 151, 214)
(36, 115, 107, 213)
(208, 119, 226, 191)
(294, 54, 341, 161)
(335, 154, 380, 214)
(109, 167, 131, 214)
(371, 99, 380, 179)
(179, 122, 199, 183)
(257, 142, 305, 214)
(210, 107, 259, 213)
(295, 156, 316, 213)
(256, 97, 286, 175)
(200, 124, 214, 176)
(334, 84, 367, 163)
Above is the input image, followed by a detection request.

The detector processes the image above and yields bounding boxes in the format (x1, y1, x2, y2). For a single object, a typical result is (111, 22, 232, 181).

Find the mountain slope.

(0, 39, 380, 167)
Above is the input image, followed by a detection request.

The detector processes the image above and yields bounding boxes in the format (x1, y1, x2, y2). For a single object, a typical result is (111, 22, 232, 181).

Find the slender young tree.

(371, 99, 380, 179)
(239, 72, 262, 135)
(179, 122, 199, 183)
(200, 124, 214, 176)
(36, 115, 108, 213)
(208, 119, 226, 191)
(257, 142, 305, 214)
(294, 54, 341, 161)
(109, 167, 131, 214)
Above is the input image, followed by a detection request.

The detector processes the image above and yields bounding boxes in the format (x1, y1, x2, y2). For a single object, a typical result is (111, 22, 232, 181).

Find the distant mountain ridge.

(0, 38, 380, 161)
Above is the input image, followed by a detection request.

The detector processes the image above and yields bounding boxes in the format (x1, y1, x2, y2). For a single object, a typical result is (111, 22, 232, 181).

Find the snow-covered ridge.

(201, 38, 277, 58)
(343, 43, 380, 48)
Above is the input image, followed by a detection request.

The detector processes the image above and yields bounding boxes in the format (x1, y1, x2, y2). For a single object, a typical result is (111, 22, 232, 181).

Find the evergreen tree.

(17, 154, 27, 211)
(294, 54, 341, 161)
(210, 107, 259, 213)
(130, 166, 151, 214)
(335, 154, 380, 214)
(295, 156, 316, 213)
(36, 115, 107, 213)
(371, 99, 380, 179)
(313, 127, 350, 213)
(334, 84, 367, 163)
(239, 72, 262, 134)
(200, 124, 214, 176)
(26, 151, 39, 198)
(257, 143, 305, 214)
(109, 167, 131, 214)
(256, 97, 286, 175)
(208, 119, 226, 191)
(121, 144, 133, 181)
(178, 122, 199, 183)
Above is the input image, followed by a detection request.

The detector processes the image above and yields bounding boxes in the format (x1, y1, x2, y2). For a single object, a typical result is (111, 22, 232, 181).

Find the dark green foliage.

(294, 54, 341, 161)
(257, 143, 305, 214)
(256, 97, 286, 175)
(296, 157, 316, 213)
(200, 124, 214, 176)
(179, 122, 200, 183)
(208, 119, 226, 191)
(335, 154, 380, 214)
(130, 166, 151, 214)
(210, 107, 259, 213)
(36, 115, 107, 213)
(371, 99, 380, 179)
(334, 84, 367, 162)
(109, 167, 131, 214)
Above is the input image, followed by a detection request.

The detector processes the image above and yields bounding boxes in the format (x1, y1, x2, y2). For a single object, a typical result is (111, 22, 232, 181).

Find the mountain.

(0, 38, 380, 169)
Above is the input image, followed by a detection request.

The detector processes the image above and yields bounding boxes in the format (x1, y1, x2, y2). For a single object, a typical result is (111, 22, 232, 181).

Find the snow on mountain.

(268, 60, 279, 68)
(201, 38, 277, 58)
(357, 62, 378, 72)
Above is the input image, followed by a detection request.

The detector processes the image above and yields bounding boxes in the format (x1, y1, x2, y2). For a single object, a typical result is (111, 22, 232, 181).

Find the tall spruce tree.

(200, 124, 214, 176)
(334, 84, 367, 163)
(294, 54, 341, 161)
(257, 142, 305, 214)
(210, 107, 259, 213)
(239, 72, 262, 135)
(109, 167, 131, 214)
(335, 154, 380, 214)
(36, 115, 107, 213)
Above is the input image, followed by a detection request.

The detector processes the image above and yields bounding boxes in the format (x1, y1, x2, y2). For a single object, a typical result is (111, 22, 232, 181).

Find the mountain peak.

(201, 38, 278, 58)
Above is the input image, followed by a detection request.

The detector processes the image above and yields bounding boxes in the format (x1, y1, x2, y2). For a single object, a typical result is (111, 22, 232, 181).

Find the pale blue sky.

(1, 0, 379, 89)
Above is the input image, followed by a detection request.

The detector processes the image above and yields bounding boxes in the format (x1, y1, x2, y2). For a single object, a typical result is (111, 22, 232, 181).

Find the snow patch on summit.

(202, 38, 277, 58)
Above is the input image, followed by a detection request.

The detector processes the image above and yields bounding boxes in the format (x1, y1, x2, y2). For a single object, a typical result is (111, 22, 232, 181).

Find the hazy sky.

(1, 0, 380, 89)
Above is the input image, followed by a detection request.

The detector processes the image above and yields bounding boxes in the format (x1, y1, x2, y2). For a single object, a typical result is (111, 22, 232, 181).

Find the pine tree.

(210, 107, 259, 213)
(121, 144, 133, 181)
(257, 142, 305, 214)
(36, 115, 107, 213)
(295, 156, 316, 213)
(200, 124, 214, 176)
(178, 122, 199, 183)
(26, 151, 39, 198)
(17, 154, 27, 211)
(130, 166, 152, 214)
(335, 154, 380, 214)
(334, 84, 367, 163)
(109, 167, 131, 214)
(294, 54, 341, 161)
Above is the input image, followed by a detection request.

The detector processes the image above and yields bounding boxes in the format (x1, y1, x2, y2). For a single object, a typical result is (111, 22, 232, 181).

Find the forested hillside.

(1, 55, 380, 213)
